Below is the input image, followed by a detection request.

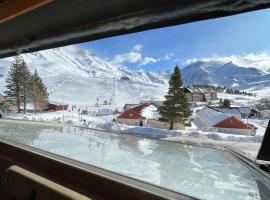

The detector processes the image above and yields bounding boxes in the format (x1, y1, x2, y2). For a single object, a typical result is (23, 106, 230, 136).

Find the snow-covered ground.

(217, 93, 260, 106)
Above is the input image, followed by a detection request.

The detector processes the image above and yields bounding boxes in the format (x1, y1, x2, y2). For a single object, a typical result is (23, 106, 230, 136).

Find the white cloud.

(139, 57, 158, 66)
(184, 53, 270, 73)
(132, 44, 143, 52)
(112, 44, 161, 67)
(164, 53, 174, 60)
(112, 52, 142, 64)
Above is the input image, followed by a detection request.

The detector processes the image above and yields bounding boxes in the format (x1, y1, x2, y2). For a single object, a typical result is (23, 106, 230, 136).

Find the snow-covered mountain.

(0, 46, 270, 106)
(181, 60, 270, 91)
(0, 46, 168, 106)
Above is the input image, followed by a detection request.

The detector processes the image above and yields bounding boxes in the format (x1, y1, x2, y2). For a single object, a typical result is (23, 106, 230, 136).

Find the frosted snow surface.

(0, 120, 269, 200)
(197, 107, 230, 126)
(140, 105, 160, 120)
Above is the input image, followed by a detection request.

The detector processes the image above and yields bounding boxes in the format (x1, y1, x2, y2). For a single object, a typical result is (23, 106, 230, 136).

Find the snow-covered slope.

(0, 46, 168, 106)
(0, 46, 270, 106)
(182, 60, 270, 90)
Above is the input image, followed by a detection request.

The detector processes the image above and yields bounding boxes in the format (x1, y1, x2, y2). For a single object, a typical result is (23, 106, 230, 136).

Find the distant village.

(0, 58, 269, 139)
(1, 82, 269, 137)
(114, 85, 270, 136)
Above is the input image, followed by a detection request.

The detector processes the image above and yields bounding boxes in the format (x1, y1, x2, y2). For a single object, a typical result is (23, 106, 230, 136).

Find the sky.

(78, 8, 270, 72)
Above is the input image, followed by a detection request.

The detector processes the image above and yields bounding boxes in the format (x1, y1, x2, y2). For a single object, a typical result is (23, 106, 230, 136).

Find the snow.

(197, 107, 229, 126)
(182, 60, 270, 92)
(140, 105, 160, 120)
(1, 46, 270, 108)
(0, 46, 169, 106)
(217, 108, 241, 117)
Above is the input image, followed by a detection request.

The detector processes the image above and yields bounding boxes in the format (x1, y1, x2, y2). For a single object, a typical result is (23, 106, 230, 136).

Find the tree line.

(192, 83, 254, 96)
(192, 84, 225, 92)
(4, 56, 48, 113)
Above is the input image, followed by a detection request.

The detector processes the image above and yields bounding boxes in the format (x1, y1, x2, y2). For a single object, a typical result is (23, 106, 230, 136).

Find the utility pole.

(96, 98, 99, 107)
(112, 76, 116, 105)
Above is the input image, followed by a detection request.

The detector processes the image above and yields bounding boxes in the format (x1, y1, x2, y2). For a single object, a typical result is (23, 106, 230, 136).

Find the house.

(250, 108, 261, 118)
(184, 87, 204, 102)
(210, 106, 256, 119)
(48, 102, 68, 111)
(214, 107, 242, 119)
(184, 87, 218, 103)
(140, 100, 164, 107)
(117, 103, 184, 129)
(196, 107, 255, 135)
(123, 104, 139, 111)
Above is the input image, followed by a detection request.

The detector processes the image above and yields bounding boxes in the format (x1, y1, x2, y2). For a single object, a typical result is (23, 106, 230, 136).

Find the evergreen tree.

(159, 66, 191, 130)
(30, 69, 49, 114)
(4, 56, 23, 113)
(222, 99, 231, 108)
(20, 60, 32, 113)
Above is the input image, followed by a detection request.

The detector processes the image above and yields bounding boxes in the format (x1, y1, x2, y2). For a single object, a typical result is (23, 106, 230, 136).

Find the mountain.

(0, 46, 270, 106)
(0, 46, 168, 106)
(181, 60, 270, 91)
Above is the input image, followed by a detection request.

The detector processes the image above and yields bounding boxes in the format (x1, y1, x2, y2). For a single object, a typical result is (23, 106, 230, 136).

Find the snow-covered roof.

(197, 107, 229, 126)
(238, 107, 251, 114)
(49, 101, 68, 105)
(140, 105, 160, 120)
(184, 87, 217, 94)
(218, 108, 241, 117)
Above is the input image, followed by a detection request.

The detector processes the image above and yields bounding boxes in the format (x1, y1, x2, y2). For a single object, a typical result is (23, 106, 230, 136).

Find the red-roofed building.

(48, 102, 68, 111)
(196, 107, 256, 135)
(117, 103, 184, 129)
(214, 116, 248, 129)
(117, 103, 150, 126)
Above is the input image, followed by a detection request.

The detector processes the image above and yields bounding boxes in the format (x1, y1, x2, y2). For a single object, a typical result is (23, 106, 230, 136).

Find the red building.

(118, 103, 150, 120)
(48, 103, 68, 111)
(214, 116, 248, 129)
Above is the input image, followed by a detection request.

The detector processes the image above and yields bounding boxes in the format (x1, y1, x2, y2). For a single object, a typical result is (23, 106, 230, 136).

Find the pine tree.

(30, 69, 49, 114)
(4, 56, 23, 113)
(222, 99, 231, 108)
(159, 65, 191, 130)
(20, 60, 32, 113)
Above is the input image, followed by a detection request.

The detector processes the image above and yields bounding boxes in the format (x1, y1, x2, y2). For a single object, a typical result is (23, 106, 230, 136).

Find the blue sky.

(79, 8, 270, 71)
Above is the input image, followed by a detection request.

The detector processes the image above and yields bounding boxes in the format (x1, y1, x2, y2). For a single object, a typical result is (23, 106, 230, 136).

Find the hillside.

(0, 46, 168, 106)
(0, 46, 270, 106)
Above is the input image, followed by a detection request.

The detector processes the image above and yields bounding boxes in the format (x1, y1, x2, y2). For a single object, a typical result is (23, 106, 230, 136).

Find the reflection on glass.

(0, 121, 269, 200)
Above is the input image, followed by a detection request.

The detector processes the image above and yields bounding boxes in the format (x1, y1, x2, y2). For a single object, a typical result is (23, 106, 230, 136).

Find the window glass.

(0, 8, 270, 200)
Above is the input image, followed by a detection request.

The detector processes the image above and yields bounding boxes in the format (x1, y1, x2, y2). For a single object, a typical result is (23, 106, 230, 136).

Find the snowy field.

(2, 108, 268, 160)
(0, 119, 265, 200)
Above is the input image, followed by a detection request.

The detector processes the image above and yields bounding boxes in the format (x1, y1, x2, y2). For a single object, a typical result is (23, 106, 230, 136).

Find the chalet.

(140, 100, 164, 107)
(123, 104, 139, 111)
(184, 87, 218, 103)
(214, 107, 242, 119)
(210, 106, 255, 119)
(196, 107, 255, 135)
(117, 103, 184, 129)
(48, 102, 68, 111)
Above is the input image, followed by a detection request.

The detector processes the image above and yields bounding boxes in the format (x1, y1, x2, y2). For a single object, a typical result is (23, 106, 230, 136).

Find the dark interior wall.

(0, 0, 270, 58)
